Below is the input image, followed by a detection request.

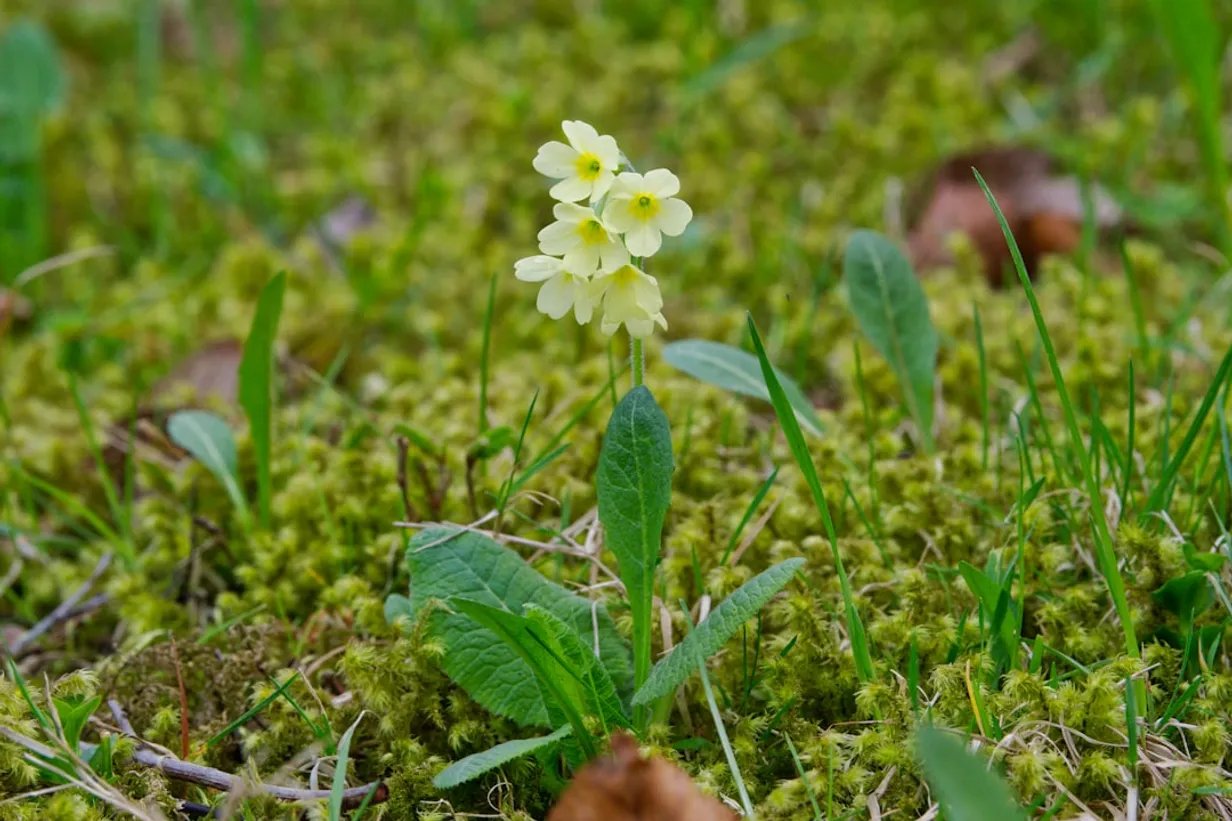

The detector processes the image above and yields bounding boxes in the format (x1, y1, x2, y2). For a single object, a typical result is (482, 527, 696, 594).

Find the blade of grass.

(239, 271, 287, 529)
(975, 303, 990, 471)
(201, 672, 299, 753)
(747, 313, 875, 683)
(328, 712, 366, 821)
(784, 733, 823, 821)
(478, 274, 496, 435)
(974, 170, 1141, 682)
(721, 467, 778, 565)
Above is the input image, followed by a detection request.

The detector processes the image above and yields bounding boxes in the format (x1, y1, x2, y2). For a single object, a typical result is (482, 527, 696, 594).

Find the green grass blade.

(478, 273, 497, 434)
(239, 271, 287, 529)
(747, 312, 875, 682)
(973, 169, 1140, 668)
(204, 671, 299, 751)
(721, 466, 778, 565)
(433, 726, 572, 789)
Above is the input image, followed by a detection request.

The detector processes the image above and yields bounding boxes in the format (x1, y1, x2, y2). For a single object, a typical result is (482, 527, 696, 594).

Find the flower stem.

(630, 335, 645, 389)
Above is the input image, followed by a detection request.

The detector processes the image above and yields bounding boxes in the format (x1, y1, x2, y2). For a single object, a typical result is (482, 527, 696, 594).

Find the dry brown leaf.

(0, 288, 33, 336)
(547, 733, 738, 821)
(150, 340, 244, 407)
(907, 146, 1122, 286)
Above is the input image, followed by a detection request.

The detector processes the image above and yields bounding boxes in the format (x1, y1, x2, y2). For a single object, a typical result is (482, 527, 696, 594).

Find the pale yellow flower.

(532, 120, 621, 203)
(514, 255, 596, 324)
(590, 263, 667, 339)
(602, 169, 693, 257)
(537, 203, 629, 277)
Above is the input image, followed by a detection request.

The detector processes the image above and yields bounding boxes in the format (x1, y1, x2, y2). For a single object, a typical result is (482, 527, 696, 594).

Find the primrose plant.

(386, 121, 805, 798)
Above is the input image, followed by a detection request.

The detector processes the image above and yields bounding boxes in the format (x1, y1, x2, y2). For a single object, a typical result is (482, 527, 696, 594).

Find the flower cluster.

(515, 120, 692, 339)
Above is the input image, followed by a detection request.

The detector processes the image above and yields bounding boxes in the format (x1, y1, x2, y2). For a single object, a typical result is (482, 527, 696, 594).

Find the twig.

(169, 638, 190, 759)
(12, 552, 113, 655)
(396, 436, 419, 522)
(100, 702, 389, 810)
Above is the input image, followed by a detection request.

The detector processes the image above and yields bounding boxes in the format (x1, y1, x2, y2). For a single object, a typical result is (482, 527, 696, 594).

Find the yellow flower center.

(577, 218, 608, 245)
(575, 152, 604, 182)
(611, 265, 638, 285)
(629, 192, 660, 222)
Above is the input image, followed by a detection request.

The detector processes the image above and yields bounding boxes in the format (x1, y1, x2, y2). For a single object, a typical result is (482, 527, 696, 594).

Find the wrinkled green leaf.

(434, 725, 572, 789)
(524, 604, 629, 729)
(167, 410, 250, 523)
(842, 230, 937, 450)
(239, 271, 286, 529)
(390, 527, 631, 728)
(634, 558, 804, 705)
(663, 339, 823, 437)
(916, 725, 1025, 821)
(450, 597, 597, 757)
(596, 385, 672, 723)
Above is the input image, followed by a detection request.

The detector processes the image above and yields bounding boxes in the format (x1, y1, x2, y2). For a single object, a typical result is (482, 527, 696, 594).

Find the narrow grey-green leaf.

(328, 713, 366, 821)
(239, 270, 286, 529)
(842, 230, 937, 448)
(596, 385, 673, 720)
(633, 558, 804, 705)
(167, 410, 250, 521)
(390, 527, 631, 729)
(957, 562, 1019, 661)
(0, 21, 66, 162)
(434, 726, 572, 789)
(663, 339, 823, 437)
(916, 725, 1025, 821)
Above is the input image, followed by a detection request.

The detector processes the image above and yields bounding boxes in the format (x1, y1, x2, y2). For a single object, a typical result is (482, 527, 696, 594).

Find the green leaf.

(328, 713, 366, 821)
(633, 558, 804, 706)
(52, 695, 101, 753)
(916, 725, 1025, 821)
(842, 230, 937, 450)
(596, 385, 673, 725)
(663, 340, 823, 437)
(958, 561, 1019, 668)
(391, 527, 631, 728)
(524, 604, 629, 729)
(167, 410, 250, 524)
(1153, 570, 1214, 630)
(239, 271, 286, 529)
(0, 20, 66, 162)
(747, 314, 875, 683)
(450, 598, 597, 758)
(434, 726, 572, 789)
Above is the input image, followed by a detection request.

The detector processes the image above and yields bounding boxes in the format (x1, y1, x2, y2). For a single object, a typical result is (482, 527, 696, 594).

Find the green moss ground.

(3, 0, 1232, 818)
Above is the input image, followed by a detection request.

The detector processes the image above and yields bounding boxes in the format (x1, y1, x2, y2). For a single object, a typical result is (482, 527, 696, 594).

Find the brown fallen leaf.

(547, 733, 738, 821)
(907, 146, 1122, 286)
(151, 340, 244, 407)
(0, 288, 33, 337)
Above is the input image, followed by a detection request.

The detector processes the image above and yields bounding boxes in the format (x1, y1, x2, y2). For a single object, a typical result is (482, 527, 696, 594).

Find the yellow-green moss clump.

(3, 0, 1232, 818)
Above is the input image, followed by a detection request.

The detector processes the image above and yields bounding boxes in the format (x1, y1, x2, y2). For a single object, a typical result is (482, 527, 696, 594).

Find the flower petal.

(609, 172, 644, 199)
(553, 201, 594, 223)
(533, 141, 578, 178)
(589, 170, 615, 202)
(549, 176, 592, 203)
(624, 222, 662, 257)
(625, 316, 656, 339)
(655, 197, 693, 236)
(537, 273, 574, 320)
(538, 220, 579, 255)
(599, 239, 630, 272)
(562, 120, 600, 153)
(514, 255, 563, 282)
(573, 286, 596, 324)
(631, 271, 663, 313)
(594, 134, 620, 168)
(643, 168, 680, 198)
(602, 198, 638, 233)
(600, 316, 620, 336)
(562, 243, 601, 277)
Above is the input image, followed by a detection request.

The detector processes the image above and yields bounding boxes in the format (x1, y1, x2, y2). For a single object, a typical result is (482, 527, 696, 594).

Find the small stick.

(12, 552, 113, 655)
(99, 702, 389, 810)
(169, 638, 190, 759)
(395, 436, 418, 522)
